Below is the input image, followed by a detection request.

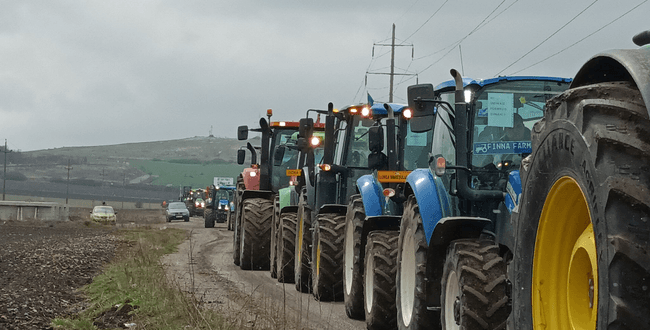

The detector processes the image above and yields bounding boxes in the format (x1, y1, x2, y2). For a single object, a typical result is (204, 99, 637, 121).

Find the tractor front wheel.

(513, 81, 650, 329)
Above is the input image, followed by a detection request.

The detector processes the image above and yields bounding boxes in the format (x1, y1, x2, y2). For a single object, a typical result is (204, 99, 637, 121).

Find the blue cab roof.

(370, 102, 407, 115)
(434, 76, 572, 92)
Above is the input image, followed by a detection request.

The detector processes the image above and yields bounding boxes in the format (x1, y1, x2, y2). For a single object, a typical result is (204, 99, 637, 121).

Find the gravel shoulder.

(161, 217, 365, 330)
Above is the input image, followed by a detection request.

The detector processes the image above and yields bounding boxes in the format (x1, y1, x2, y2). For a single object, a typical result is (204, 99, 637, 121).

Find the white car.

(90, 206, 117, 223)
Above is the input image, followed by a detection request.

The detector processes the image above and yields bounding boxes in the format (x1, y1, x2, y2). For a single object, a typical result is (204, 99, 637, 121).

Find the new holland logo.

(377, 171, 411, 183)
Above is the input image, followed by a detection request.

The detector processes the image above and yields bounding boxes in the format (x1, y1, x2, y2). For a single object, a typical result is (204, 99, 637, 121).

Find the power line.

(417, 0, 507, 75)
(495, 0, 599, 76)
(510, 0, 648, 75)
(400, 0, 449, 44)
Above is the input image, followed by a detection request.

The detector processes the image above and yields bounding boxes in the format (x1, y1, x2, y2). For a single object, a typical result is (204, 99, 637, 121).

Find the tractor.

(342, 103, 434, 328)
(294, 102, 411, 301)
(233, 112, 302, 270)
(395, 73, 571, 329)
(507, 30, 650, 330)
(270, 111, 327, 282)
(204, 185, 235, 228)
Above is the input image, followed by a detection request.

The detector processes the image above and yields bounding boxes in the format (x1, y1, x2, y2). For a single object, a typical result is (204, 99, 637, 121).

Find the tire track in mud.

(162, 217, 364, 330)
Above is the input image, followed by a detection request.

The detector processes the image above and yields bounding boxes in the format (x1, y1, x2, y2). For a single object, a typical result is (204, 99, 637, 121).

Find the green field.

(130, 159, 246, 187)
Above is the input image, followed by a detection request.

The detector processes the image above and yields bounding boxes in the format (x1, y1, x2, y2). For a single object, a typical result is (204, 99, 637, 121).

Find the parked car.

(90, 206, 117, 223)
(166, 202, 190, 222)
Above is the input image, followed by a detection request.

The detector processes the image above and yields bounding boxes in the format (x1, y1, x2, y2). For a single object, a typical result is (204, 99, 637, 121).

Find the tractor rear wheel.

(270, 197, 280, 279)
(312, 212, 345, 301)
(232, 176, 244, 266)
(513, 81, 650, 329)
(277, 212, 297, 283)
(441, 239, 509, 330)
(204, 209, 214, 228)
(294, 191, 312, 293)
(397, 196, 436, 330)
(343, 194, 366, 319)
(239, 198, 273, 270)
(364, 230, 399, 330)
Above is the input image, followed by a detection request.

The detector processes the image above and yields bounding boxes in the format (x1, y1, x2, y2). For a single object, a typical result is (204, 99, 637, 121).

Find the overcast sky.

(1, 0, 647, 151)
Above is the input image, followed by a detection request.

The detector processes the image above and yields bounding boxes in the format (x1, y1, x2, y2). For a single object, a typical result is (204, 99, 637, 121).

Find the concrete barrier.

(0, 201, 69, 221)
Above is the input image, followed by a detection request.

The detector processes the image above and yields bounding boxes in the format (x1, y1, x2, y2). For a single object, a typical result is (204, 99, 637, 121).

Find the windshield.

(343, 115, 374, 168)
(271, 128, 299, 191)
(93, 206, 114, 214)
(215, 189, 230, 200)
(403, 118, 434, 170)
(168, 202, 187, 210)
(471, 80, 569, 171)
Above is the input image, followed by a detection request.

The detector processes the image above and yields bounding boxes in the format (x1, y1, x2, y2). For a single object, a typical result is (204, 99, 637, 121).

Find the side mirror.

(368, 125, 384, 152)
(273, 145, 286, 165)
(237, 149, 246, 165)
(237, 125, 249, 140)
(299, 118, 314, 138)
(296, 137, 308, 151)
(408, 84, 436, 133)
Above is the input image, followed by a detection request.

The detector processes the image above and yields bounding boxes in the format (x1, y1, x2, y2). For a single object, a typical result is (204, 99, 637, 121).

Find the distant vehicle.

(166, 202, 190, 222)
(90, 206, 117, 223)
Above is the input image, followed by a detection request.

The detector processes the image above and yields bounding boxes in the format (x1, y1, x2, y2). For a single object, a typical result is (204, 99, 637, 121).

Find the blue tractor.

(396, 73, 571, 329)
(204, 185, 235, 228)
(342, 103, 434, 328)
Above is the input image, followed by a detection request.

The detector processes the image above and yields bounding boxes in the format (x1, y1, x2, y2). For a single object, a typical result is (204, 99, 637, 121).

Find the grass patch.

(129, 159, 245, 187)
(52, 227, 231, 330)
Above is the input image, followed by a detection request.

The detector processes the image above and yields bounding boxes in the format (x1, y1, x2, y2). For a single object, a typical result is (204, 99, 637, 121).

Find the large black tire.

(277, 212, 297, 283)
(343, 194, 366, 319)
(294, 191, 312, 293)
(204, 209, 214, 228)
(441, 239, 509, 330)
(364, 230, 399, 330)
(270, 197, 280, 279)
(239, 198, 273, 270)
(397, 196, 437, 330)
(232, 176, 245, 266)
(311, 212, 345, 301)
(512, 81, 650, 329)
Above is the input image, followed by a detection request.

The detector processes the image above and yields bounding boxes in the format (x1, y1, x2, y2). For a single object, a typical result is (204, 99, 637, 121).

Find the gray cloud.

(0, 0, 646, 151)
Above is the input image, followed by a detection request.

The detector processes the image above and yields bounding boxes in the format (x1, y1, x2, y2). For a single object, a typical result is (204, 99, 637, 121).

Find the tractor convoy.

(204, 31, 650, 330)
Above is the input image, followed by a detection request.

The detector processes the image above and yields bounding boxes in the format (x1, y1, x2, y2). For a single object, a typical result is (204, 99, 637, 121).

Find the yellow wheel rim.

(316, 240, 321, 279)
(533, 176, 598, 330)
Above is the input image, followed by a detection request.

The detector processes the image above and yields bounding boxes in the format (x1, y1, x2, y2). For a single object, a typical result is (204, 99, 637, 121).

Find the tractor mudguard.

(504, 170, 522, 213)
(280, 205, 298, 214)
(242, 167, 260, 190)
(405, 169, 452, 245)
(241, 190, 274, 202)
(319, 204, 348, 216)
(428, 216, 491, 247)
(356, 174, 383, 217)
(278, 186, 291, 210)
(363, 215, 401, 237)
(571, 48, 650, 116)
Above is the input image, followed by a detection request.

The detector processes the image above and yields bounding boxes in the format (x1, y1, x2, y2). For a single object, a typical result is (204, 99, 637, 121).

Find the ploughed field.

(0, 220, 117, 330)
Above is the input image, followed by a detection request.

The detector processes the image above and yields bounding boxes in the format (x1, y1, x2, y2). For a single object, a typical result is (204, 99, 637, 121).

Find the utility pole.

(2, 140, 11, 201)
(65, 159, 73, 204)
(367, 24, 417, 103)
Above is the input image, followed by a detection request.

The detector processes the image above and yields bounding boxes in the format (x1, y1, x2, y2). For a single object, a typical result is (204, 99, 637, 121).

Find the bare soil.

(0, 220, 117, 330)
(0, 208, 165, 330)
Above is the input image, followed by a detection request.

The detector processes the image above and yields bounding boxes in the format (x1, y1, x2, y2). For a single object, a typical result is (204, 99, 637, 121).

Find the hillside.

(2, 136, 257, 190)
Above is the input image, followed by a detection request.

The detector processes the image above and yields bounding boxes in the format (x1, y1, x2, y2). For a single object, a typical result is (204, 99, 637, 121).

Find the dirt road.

(161, 217, 365, 330)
